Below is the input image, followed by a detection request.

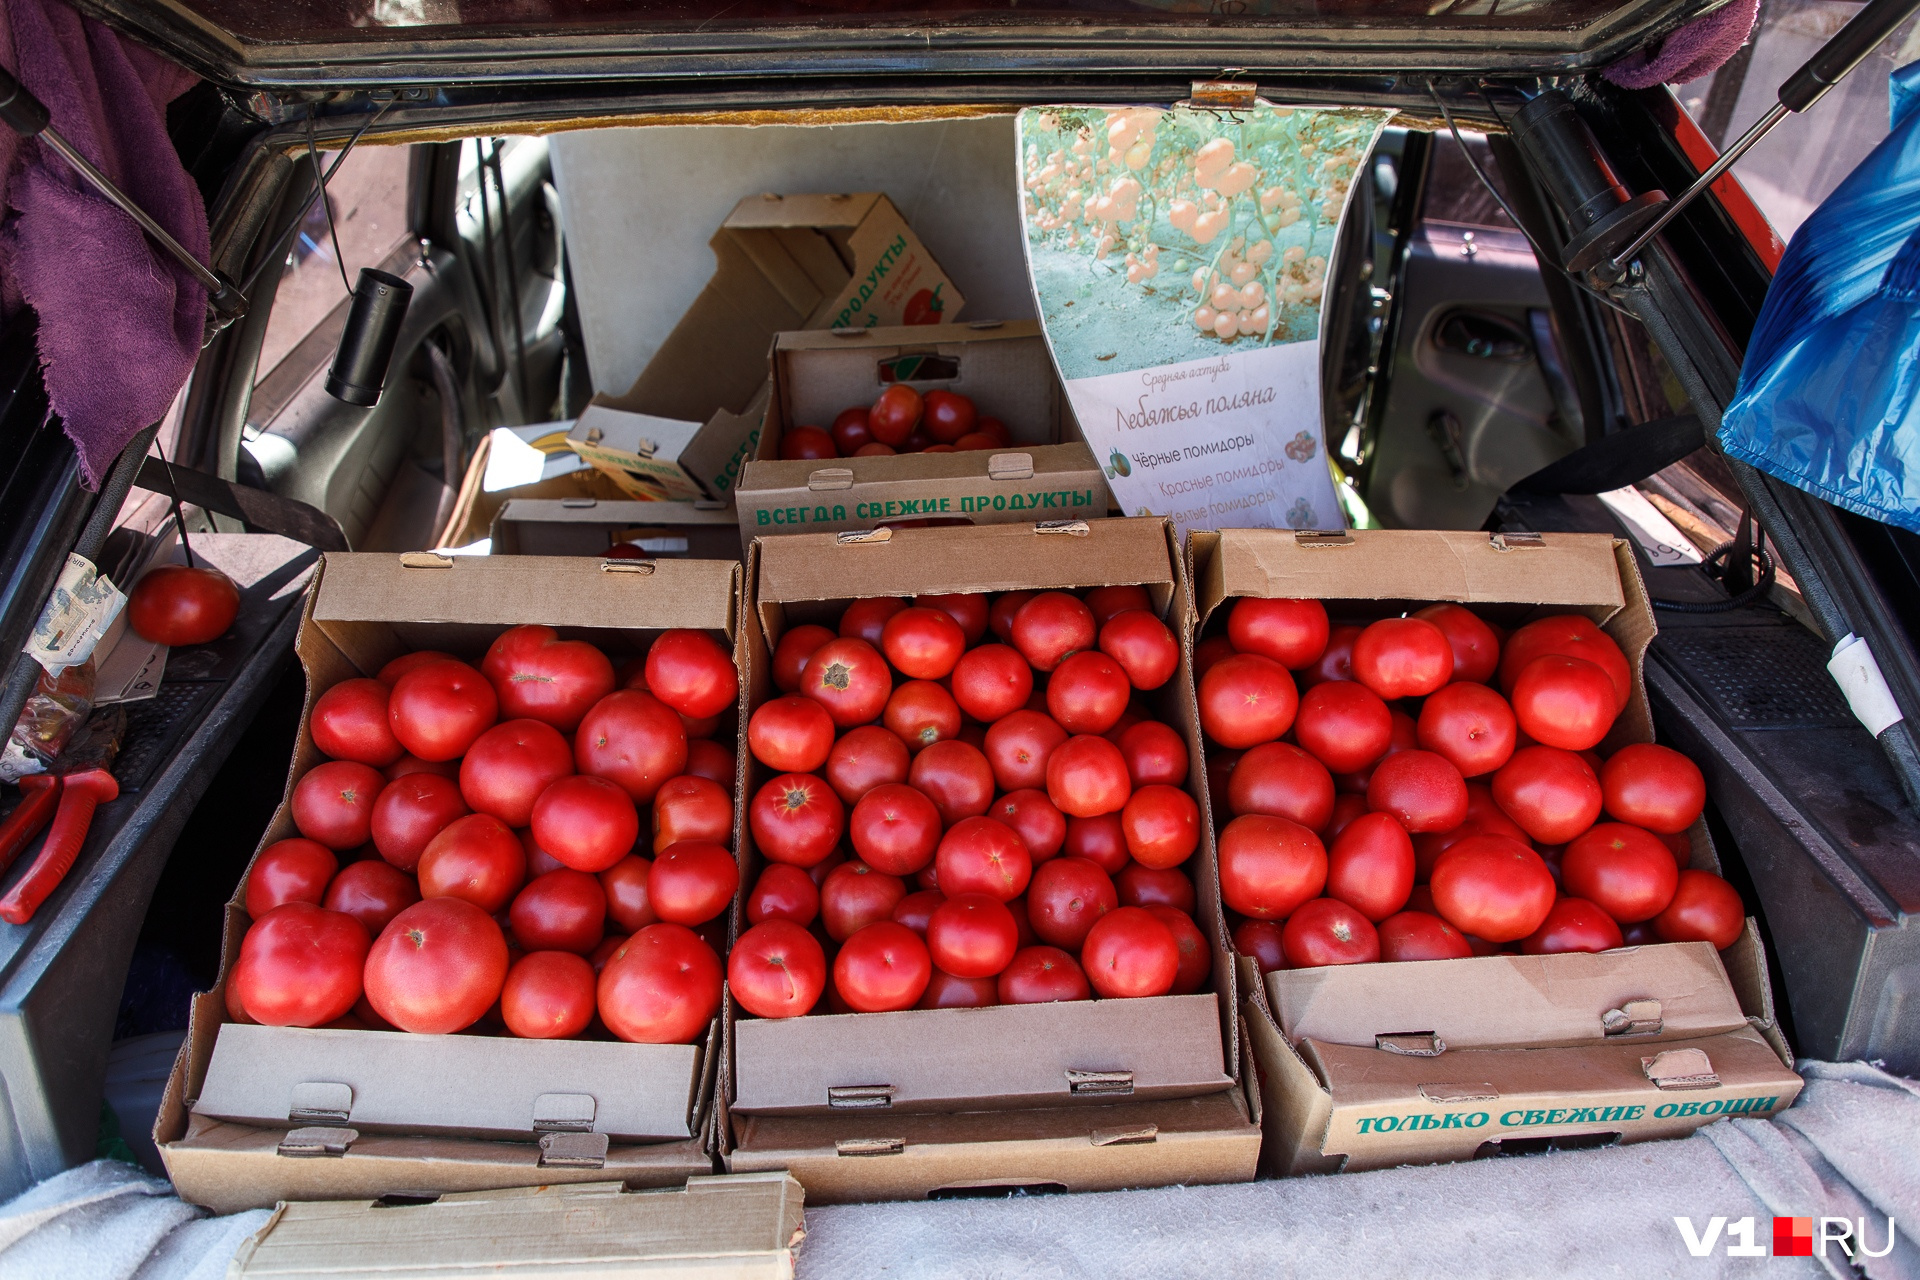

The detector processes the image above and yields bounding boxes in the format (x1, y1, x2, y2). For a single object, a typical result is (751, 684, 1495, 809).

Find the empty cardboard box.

(157, 552, 745, 1210)
(491, 498, 743, 561)
(733, 321, 1107, 547)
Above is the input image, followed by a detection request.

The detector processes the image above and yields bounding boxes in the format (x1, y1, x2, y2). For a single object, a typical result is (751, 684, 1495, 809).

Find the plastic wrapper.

(1, 659, 96, 783)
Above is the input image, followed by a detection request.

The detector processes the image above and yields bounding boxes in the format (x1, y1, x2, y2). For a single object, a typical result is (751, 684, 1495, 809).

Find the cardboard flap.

(226, 1173, 804, 1278)
(1269, 943, 1748, 1050)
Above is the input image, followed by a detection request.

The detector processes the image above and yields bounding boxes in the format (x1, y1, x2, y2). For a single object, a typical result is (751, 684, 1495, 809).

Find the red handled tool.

(0, 768, 117, 925)
(0, 775, 60, 874)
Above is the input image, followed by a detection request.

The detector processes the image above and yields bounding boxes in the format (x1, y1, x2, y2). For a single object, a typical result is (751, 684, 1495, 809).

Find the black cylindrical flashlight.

(327, 267, 414, 406)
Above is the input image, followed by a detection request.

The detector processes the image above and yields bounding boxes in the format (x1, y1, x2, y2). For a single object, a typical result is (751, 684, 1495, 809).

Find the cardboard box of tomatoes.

(730, 322, 1109, 547)
(156, 552, 748, 1213)
(718, 518, 1262, 1202)
(1184, 528, 1801, 1176)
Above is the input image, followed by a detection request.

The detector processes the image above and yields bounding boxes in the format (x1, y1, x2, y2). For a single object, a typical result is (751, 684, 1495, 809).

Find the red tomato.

(1499, 615, 1632, 713)
(1047, 651, 1131, 734)
(685, 739, 735, 792)
(229, 903, 367, 1027)
(848, 782, 942, 876)
(1217, 815, 1327, 919)
(384, 753, 460, 782)
(878, 607, 963, 680)
(1010, 592, 1097, 672)
(1233, 919, 1288, 973)
(976, 416, 1012, 446)
(1083, 907, 1179, 997)
(831, 407, 873, 454)
(1282, 898, 1380, 967)
(1411, 603, 1501, 684)
(310, 679, 403, 767)
(936, 816, 1033, 901)
(1095, 610, 1177, 691)
(418, 813, 526, 913)
(1522, 898, 1624, 954)
(921, 389, 977, 442)
(983, 710, 1067, 792)
(1147, 905, 1212, 994)
(1324, 792, 1369, 843)
(1366, 750, 1468, 833)
(1116, 862, 1195, 913)
(1121, 784, 1199, 870)
(750, 773, 845, 868)
(774, 624, 837, 695)
(998, 945, 1091, 1003)
(653, 775, 734, 852)
(600, 855, 658, 932)
(1198, 654, 1298, 748)
(1653, 869, 1745, 948)
(1115, 720, 1187, 789)
(364, 898, 509, 1034)
(509, 867, 607, 954)
(127, 564, 240, 647)
(916, 593, 989, 645)
(729, 920, 827, 1019)
(840, 597, 908, 646)
(480, 626, 615, 732)
(824, 725, 911, 803)
(1193, 635, 1238, 679)
(460, 719, 573, 827)
(246, 839, 338, 917)
(1085, 585, 1152, 627)
(779, 425, 838, 459)
(370, 773, 468, 871)
(883, 681, 962, 754)
(1429, 834, 1558, 943)
(1228, 742, 1335, 830)
(522, 828, 566, 877)
(748, 695, 836, 772)
(1297, 623, 1359, 692)
(1026, 857, 1117, 949)
(988, 590, 1038, 643)
(748, 863, 818, 928)
(1491, 746, 1604, 844)
(1326, 811, 1416, 921)
(575, 690, 688, 804)
(949, 645, 1032, 723)
(292, 760, 387, 850)
(1227, 598, 1329, 669)
(834, 920, 932, 1011)
(985, 788, 1066, 862)
(925, 893, 1018, 977)
(1562, 823, 1680, 922)
(644, 630, 738, 720)
(819, 861, 908, 941)
(1064, 813, 1129, 874)
(892, 888, 944, 934)
(800, 637, 893, 727)
(598, 923, 723, 1042)
(525, 773, 636, 873)
(1600, 743, 1706, 833)
(501, 951, 596, 1039)
(1206, 749, 1239, 801)
(1046, 733, 1132, 817)
(1415, 682, 1518, 779)
(919, 968, 999, 1008)
(379, 651, 458, 687)
(1293, 682, 1391, 775)
(1351, 617, 1453, 700)
(868, 385, 923, 446)
(1511, 655, 1617, 751)
(388, 660, 498, 762)
(1377, 910, 1473, 961)
(322, 859, 419, 936)
(909, 739, 996, 825)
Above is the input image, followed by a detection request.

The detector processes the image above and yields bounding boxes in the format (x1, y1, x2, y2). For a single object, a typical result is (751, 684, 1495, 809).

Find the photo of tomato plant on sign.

(1017, 104, 1389, 537)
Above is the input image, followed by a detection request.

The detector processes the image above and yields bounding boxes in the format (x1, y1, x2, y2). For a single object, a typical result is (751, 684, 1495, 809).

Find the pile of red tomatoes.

(1199, 599, 1746, 970)
(778, 387, 1011, 460)
(731, 585, 1210, 1018)
(228, 624, 740, 1044)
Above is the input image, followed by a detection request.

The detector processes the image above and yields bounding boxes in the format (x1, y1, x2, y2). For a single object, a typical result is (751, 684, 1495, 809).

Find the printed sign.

(1018, 104, 1390, 536)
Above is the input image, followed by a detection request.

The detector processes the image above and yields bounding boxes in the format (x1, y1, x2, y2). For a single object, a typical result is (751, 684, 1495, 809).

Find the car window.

(1679, 0, 1920, 240)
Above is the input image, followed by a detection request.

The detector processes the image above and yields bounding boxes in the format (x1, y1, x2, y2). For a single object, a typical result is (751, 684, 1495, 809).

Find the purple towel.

(0, 0, 206, 488)
(1605, 0, 1760, 91)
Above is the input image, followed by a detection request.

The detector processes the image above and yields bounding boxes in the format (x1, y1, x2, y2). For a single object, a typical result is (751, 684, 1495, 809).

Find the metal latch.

(288, 1082, 352, 1126)
(808, 468, 855, 492)
(835, 527, 893, 545)
(1090, 1125, 1158, 1147)
(1035, 520, 1089, 537)
(398, 551, 453, 569)
(1066, 1069, 1134, 1096)
(988, 452, 1035, 481)
(1376, 1032, 1446, 1057)
(828, 1084, 897, 1110)
(1294, 529, 1354, 548)
(538, 1131, 609, 1169)
(835, 1137, 904, 1156)
(560, 497, 598, 509)
(1643, 1048, 1719, 1090)
(278, 1126, 357, 1158)
(532, 1093, 597, 1133)
(1189, 80, 1258, 110)
(1604, 999, 1664, 1037)
(1419, 1083, 1499, 1104)
(1489, 530, 1546, 551)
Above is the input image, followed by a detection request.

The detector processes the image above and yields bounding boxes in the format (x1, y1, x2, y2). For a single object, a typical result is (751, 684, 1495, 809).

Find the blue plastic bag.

(1719, 63, 1920, 532)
